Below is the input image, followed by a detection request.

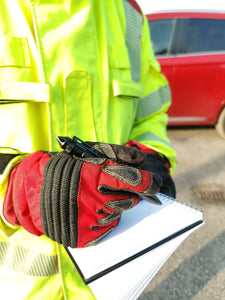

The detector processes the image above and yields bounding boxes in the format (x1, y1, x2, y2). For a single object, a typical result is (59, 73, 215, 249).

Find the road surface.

(139, 127, 225, 300)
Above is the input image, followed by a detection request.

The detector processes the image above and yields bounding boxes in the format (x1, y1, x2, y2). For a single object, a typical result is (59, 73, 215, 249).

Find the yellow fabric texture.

(0, 0, 176, 299)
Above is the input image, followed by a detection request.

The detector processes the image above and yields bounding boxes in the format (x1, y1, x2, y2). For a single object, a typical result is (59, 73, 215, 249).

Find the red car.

(146, 11, 225, 138)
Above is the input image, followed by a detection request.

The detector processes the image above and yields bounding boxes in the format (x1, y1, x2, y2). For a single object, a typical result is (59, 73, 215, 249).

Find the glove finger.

(97, 212, 121, 225)
(141, 172, 162, 197)
(89, 142, 145, 165)
(138, 153, 176, 198)
(160, 180, 176, 198)
(86, 227, 116, 247)
(98, 165, 162, 204)
(110, 144, 144, 165)
(101, 164, 162, 192)
(91, 143, 117, 160)
(106, 198, 136, 211)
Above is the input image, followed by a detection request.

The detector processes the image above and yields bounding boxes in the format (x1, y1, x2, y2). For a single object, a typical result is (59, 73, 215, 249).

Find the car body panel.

(146, 11, 225, 126)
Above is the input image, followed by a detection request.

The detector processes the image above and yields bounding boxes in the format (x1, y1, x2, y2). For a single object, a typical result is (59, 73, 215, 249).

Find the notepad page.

(129, 225, 203, 300)
(68, 193, 203, 281)
(89, 226, 202, 300)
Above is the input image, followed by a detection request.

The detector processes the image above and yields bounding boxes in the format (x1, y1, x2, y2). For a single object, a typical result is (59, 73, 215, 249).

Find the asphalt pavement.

(138, 127, 225, 300)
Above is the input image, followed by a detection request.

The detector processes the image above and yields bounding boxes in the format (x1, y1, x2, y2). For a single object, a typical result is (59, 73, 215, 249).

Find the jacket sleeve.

(128, 12, 177, 174)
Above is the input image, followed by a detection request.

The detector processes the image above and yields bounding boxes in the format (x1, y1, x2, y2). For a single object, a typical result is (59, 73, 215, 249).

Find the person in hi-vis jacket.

(0, 1, 176, 299)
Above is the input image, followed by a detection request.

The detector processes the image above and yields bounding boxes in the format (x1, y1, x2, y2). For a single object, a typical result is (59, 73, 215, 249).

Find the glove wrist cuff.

(126, 140, 157, 154)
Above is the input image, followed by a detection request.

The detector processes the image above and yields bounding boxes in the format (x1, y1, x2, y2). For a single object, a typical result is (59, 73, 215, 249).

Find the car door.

(170, 16, 225, 125)
(148, 13, 225, 126)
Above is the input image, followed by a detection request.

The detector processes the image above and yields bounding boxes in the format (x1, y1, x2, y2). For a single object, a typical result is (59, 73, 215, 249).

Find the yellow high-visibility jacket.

(0, 0, 176, 299)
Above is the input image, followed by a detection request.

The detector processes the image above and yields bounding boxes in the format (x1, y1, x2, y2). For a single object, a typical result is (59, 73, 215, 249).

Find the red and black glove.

(3, 149, 162, 248)
(86, 140, 176, 197)
(126, 140, 176, 198)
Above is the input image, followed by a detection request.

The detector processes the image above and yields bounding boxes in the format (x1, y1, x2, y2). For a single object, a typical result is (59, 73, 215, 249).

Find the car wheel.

(215, 107, 225, 139)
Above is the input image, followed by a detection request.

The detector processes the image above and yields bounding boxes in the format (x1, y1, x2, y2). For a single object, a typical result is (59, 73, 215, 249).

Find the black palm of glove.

(136, 153, 176, 198)
(88, 142, 176, 198)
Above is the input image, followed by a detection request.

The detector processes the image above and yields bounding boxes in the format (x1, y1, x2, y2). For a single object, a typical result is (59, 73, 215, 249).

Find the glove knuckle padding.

(40, 155, 81, 247)
(101, 165, 142, 186)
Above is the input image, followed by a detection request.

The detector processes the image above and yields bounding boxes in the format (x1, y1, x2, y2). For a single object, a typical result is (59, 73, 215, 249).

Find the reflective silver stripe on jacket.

(0, 242, 59, 276)
(135, 131, 173, 148)
(122, 2, 171, 120)
(136, 85, 171, 120)
(123, 0, 143, 82)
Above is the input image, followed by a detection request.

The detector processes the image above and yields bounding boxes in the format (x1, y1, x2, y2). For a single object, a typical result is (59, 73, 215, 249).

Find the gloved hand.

(126, 140, 176, 198)
(3, 150, 162, 248)
(85, 141, 176, 198)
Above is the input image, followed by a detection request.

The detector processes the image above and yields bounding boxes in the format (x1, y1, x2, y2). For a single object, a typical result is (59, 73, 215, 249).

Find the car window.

(148, 19, 176, 55)
(184, 18, 225, 53)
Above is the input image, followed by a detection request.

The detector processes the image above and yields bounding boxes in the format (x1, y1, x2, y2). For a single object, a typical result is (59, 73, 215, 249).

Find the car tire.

(215, 107, 225, 139)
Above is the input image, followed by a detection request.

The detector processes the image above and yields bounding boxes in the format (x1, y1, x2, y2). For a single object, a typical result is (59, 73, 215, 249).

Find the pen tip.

(56, 136, 70, 149)
(144, 194, 162, 205)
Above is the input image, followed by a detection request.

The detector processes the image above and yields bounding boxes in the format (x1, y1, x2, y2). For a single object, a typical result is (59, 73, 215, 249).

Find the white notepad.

(89, 228, 198, 300)
(66, 193, 204, 298)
